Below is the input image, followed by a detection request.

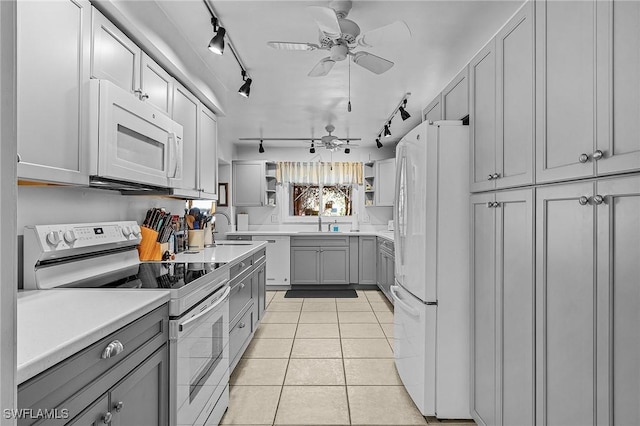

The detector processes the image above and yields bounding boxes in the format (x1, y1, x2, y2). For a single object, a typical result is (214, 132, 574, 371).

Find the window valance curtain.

(276, 162, 363, 185)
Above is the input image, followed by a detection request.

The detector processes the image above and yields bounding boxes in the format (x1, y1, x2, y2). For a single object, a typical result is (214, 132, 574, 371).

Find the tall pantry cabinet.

(470, 1, 640, 426)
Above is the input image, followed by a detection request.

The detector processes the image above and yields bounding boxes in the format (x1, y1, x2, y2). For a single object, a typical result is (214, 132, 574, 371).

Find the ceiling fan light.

(258, 141, 265, 153)
(384, 124, 391, 137)
(238, 77, 252, 98)
(310, 142, 315, 154)
(208, 27, 226, 55)
(376, 138, 383, 149)
(399, 106, 411, 121)
(345, 147, 351, 154)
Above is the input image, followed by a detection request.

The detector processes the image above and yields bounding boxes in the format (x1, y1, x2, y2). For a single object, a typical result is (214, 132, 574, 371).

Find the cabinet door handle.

(134, 88, 143, 99)
(487, 174, 494, 180)
(592, 150, 604, 161)
(240, 261, 246, 268)
(578, 196, 590, 206)
(240, 282, 245, 289)
(492, 173, 500, 180)
(239, 322, 246, 328)
(101, 340, 124, 359)
(593, 195, 604, 205)
(487, 202, 494, 208)
(114, 401, 124, 412)
(578, 153, 590, 163)
(17, 153, 21, 163)
(141, 93, 149, 101)
(102, 411, 113, 424)
(267, 240, 276, 243)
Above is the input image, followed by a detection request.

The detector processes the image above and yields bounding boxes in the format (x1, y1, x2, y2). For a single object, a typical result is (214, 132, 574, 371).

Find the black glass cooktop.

(99, 262, 226, 290)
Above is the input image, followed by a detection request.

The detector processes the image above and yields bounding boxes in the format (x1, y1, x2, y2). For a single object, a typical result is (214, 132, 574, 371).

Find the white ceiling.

(150, 1, 524, 150)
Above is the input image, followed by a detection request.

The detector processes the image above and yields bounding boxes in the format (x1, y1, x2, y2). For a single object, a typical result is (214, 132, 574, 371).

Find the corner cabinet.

(232, 161, 277, 207)
(17, 0, 92, 185)
(290, 237, 350, 285)
(471, 189, 534, 426)
(376, 238, 394, 304)
(364, 159, 396, 207)
(199, 106, 218, 198)
(18, 306, 169, 426)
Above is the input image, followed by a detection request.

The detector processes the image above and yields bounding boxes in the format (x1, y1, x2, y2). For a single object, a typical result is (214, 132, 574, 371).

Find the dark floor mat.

(284, 289, 358, 298)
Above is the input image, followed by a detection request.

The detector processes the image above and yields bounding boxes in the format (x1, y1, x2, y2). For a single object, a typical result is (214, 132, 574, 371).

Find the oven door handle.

(179, 285, 230, 333)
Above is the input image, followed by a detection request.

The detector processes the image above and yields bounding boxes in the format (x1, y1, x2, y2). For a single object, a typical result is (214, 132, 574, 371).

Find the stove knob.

(46, 231, 61, 246)
(63, 230, 77, 244)
(121, 226, 132, 237)
(131, 224, 141, 237)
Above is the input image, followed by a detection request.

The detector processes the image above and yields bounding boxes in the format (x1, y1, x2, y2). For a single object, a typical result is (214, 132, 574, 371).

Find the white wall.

(231, 144, 396, 232)
(0, 0, 17, 420)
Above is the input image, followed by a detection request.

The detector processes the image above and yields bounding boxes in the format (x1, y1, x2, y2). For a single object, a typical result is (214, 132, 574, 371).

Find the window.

(291, 184, 353, 216)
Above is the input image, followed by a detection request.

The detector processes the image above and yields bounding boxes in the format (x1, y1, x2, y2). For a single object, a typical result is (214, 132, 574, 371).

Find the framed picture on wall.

(218, 183, 228, 206)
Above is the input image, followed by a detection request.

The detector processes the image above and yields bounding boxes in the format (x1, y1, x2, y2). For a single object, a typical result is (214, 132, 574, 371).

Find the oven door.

(90, 79, 183, 188)
(170, 285, 230, 426)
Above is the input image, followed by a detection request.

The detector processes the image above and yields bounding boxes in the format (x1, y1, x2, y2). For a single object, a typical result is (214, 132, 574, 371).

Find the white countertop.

(174, 241, 267, 263)
(227, 230, 395, 242)
(17, 289, 170, 384)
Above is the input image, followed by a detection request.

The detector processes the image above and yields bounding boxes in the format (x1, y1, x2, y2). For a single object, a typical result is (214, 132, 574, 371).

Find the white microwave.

(89, 79, 183, 188)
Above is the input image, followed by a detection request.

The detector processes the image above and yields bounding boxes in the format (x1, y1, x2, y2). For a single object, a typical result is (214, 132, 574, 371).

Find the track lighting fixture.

(238, 70, 252, 98)
(208, 17, 226, 55)
(399, 100, 411, 121)
(310, 142, 316, 154)
(384, 123, 392, 137)
(258, 140, 265, 153)
(375, 92, 411, 146)
(203, 1, 253, 99)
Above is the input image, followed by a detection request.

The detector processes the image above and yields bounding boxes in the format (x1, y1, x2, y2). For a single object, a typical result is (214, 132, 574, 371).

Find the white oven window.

(188, 315, 224, 402)
(116, 124, 165, 171)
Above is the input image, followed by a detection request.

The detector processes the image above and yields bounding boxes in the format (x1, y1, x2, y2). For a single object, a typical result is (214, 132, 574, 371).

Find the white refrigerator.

(392, 120, 470, 419)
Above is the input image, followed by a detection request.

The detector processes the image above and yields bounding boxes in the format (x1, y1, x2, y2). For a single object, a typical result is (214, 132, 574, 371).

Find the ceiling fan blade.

(307, 6, 342, 38)
(267, 41, 319, 51)
(308, 57, 336, 77)
(357, 21, 411, 47)
(351, 51, 394, 74)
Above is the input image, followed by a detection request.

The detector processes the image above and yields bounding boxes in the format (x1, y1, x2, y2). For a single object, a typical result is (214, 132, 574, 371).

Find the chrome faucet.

(211, 211, 232, 245)
(317, 214, 322, 232)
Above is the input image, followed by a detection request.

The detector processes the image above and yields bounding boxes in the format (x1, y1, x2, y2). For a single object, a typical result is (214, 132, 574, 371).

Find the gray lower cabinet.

(290, 237, 350, 285)
(18, 305, 169, 426)
(358, 237, 377, 285)
(376, 238, 394, 303)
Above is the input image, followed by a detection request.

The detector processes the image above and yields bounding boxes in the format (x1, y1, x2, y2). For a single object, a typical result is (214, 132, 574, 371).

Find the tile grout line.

(337, 294, 353, 426)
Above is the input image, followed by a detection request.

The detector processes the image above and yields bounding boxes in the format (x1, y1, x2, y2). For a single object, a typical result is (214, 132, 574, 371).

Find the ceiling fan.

(267, 0, 411, 77)
(238, 124, 361, 152)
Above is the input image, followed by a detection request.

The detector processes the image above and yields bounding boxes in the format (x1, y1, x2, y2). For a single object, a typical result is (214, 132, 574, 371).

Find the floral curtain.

(276, 162, 363, 185)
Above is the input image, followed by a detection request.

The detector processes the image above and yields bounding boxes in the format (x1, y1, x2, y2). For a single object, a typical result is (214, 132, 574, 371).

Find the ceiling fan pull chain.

(348, 59, 352, 112)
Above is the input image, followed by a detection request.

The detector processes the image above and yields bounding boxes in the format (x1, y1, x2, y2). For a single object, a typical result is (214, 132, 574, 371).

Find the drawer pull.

(240, 261, 246, 268)
(101, 340, 124, 359)
(239, 322, 246, 329)
(267, 240, 276, 243)
(102, 411, 113, 424)
(578, 196, 589, 206)
(114, 401, 124, 412)
(240, 282, 245, 289)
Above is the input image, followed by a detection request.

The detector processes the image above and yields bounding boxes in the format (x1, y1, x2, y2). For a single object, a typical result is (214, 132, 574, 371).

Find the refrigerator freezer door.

(391, 283, 436, 416)
(394, 122, 430, 302)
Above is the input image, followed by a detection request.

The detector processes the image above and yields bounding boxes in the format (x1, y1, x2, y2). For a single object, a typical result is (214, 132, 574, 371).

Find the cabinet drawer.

(229, 307, 253, 368)
(18, 305, 168, 425)
(291, 236, 350, 247)
(230, 256, 253, 280)
(230, 274, 253, 325)
(252, 248, 266, 265)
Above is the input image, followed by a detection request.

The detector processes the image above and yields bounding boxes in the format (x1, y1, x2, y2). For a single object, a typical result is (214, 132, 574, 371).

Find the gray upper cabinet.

(535, 0, 597, 183)
(442, 66, 469, 120)
(199, 106, 218, 198)
(171, 81, 200, 198)
(375, 158, 396, 207)
(470, 40, 497, 193)
(233, 161, 266, 207)
(423, 95, 442, 123)
(495, 2, 535, 190)
(140, 52, 173, 115)
(535, 181, 597, 426)
(91, 8, 140, 95)
(595, 0, 640, 176)
(17, 0, 91, 185)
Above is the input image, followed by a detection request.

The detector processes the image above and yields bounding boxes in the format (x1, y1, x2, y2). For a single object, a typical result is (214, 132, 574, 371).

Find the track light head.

(376, 138, 383, 149)
(258, 140, 264, 153)
(238, 71, 252, 98)
(208, 18, 225, 55)
(384, 124, 391, 137)
(399, 100, 411, 121)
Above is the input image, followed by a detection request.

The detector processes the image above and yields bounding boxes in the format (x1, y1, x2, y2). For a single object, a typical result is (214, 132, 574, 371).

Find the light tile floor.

(221, 290, 475, 426)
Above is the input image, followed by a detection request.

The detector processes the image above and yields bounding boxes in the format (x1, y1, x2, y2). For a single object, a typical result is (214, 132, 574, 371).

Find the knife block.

(138, 227, 163, 261)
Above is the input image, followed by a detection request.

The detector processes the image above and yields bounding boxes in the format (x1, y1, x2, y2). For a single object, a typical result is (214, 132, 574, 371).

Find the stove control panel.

(26, 221, 141, 253)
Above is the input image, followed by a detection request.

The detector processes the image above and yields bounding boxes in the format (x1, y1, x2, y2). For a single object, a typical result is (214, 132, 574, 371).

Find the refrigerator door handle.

(390, 285, 420, 317)
(394, 152, 407, 270)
